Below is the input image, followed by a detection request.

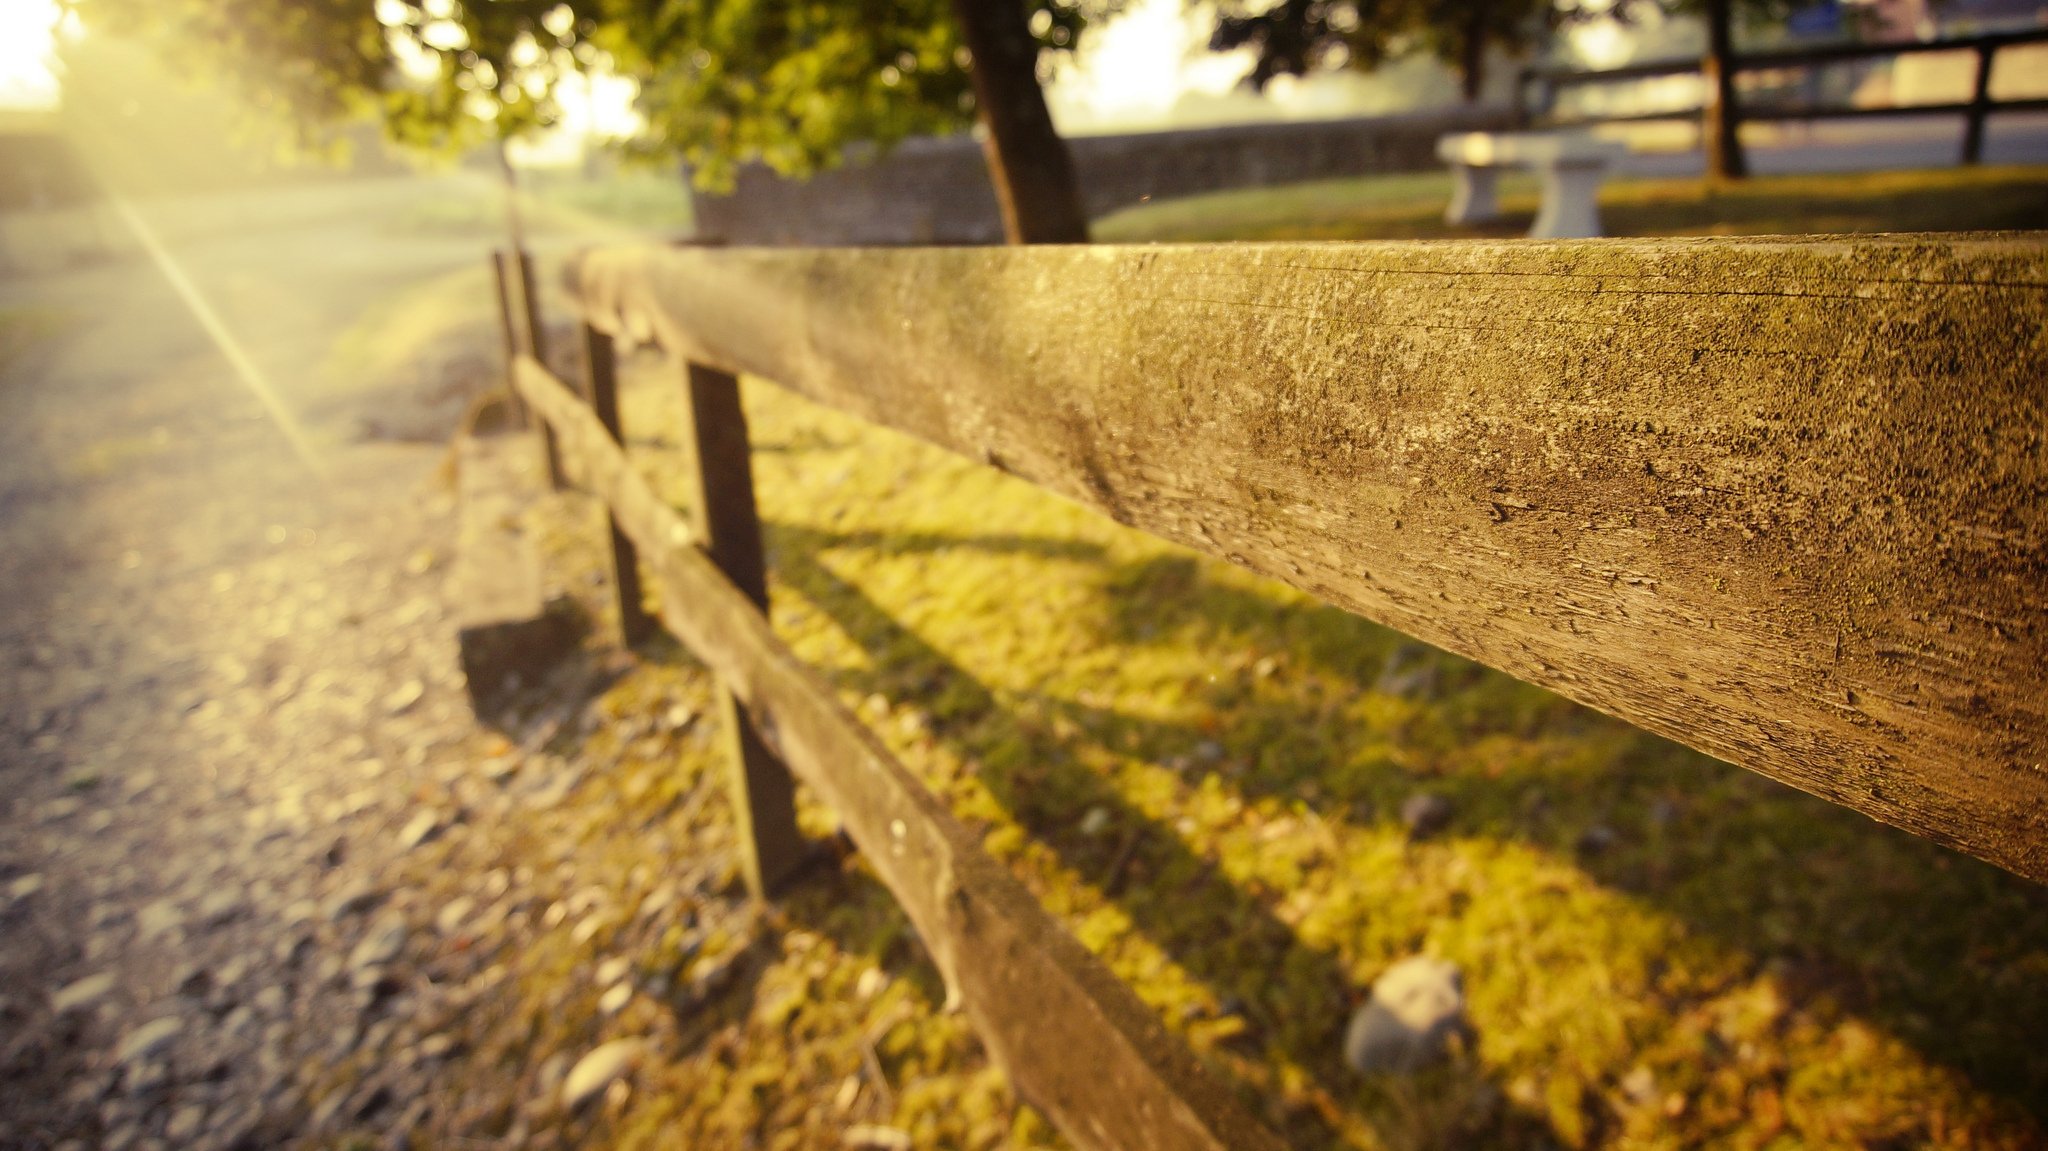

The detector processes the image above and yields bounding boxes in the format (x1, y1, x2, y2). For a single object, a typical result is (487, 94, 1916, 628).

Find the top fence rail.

(562, 235, 2048, 885)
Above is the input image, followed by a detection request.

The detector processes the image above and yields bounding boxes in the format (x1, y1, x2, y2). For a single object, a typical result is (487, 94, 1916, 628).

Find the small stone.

(1620, 1065, 1658, 1105)
(843, 1125, 913, 1151)
(136, 901, 183, 940)
(52, 973, 117, 1015)
(115, 1018, 182, 1066)
(41, 796, 84, 822)
(164, 1104, 207, 1143)
(855, 968, 889, 1001)
(1400, 793, 1454, 839)
(598, 984, 632, 1015)
(325, 881, 384, 921)
(435, 897, 476, 936)
(172, 964, 211, 997)
(384, 680, 426, 715)
(561, 1039, 643, 1109)
(1078, 806, 1113, 837)
(196, 889, 244, 927)
(1343, 956, 1467, 1074)
(417, 1033, 457, 1061)
(1577, 824, 1619, 856)
(397, 811, 441, 851)
(8, 873, 45, 901)
(596, 957, 632, 987)
(350, 914, 408, 971)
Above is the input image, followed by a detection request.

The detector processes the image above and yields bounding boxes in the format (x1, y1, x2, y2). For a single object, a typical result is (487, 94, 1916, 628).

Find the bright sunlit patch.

(106, 194, 328, 477)
(0, 0, 63, 110)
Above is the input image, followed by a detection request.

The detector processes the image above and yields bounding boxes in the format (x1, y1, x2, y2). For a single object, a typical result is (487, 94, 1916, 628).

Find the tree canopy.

(1206, 0, 1802, 105)
(74, 0, 1110, 192)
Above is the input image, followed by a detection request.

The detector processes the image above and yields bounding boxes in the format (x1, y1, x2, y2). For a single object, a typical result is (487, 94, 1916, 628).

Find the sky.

(0, 0, 63, 110)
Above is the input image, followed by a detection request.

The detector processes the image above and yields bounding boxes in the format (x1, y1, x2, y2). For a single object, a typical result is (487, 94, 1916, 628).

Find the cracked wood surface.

(565, 236, 2048, 884)
(512, 355, 1287, 1151)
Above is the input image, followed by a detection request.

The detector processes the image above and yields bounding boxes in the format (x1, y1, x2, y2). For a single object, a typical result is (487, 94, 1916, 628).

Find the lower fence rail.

(510, 352, 1288, 1151)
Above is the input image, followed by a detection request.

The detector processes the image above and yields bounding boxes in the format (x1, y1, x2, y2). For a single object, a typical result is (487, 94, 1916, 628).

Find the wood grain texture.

(512, 355, 1285, 1151)
(568, 237, 2048, 883)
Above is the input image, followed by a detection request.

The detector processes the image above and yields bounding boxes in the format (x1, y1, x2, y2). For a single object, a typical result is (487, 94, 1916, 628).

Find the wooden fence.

(1516, 27, 2048, 164)
(492, 234, 2047, 1151)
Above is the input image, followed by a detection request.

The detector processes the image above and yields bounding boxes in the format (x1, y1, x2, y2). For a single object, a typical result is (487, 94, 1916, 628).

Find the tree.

(73, 0, 1112, 243)
(1209, 0, 1551, 104)
(1209, 0, 1787, 179)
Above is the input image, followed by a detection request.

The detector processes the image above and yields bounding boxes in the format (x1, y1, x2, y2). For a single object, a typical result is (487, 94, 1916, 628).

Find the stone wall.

(693, 106, 1520, 246)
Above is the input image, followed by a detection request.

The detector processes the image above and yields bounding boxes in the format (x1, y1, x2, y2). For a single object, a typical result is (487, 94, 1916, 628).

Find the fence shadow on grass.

(1094, 551, 2048, 1131)
(763, 521, 1563, 1151)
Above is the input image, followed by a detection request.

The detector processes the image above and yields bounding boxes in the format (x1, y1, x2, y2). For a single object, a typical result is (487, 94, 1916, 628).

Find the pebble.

(1577, 823, 1619, 855)
(350, 914, 409, 971)
(598, 984, 633, 1015)
(435, 897, 476, 936)
(397, 811, 441, 851)
(136, 900, 183, 940)
(1343, 956, 1468, 1074)
(8, 873, 46, 901)
(561, 1040, 643, 1109)
(51, 973, 117, 1016)
(1400, 793, 1454, 839)
(114, 1018, 182, 1066)
(325, 881, 384, 921)
(595, 957, 633, 986)
(196, 889, 244, 926)
(1078, 806, 1113, 837)
(164, 1104, 206, 1143)
(384, 680, 426, 715)
(843, 1125, 913, 1151)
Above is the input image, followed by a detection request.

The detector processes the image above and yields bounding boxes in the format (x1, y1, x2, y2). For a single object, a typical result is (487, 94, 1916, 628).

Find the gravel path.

(0, 179, 521, 1150)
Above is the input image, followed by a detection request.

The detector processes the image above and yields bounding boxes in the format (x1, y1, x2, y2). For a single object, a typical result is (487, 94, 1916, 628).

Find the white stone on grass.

(561, 1039, 644, 1109)
(1343, 956, 1467, 1074)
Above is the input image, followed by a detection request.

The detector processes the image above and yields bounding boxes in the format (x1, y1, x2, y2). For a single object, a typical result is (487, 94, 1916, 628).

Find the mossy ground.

(344, 165, 2048, 1150)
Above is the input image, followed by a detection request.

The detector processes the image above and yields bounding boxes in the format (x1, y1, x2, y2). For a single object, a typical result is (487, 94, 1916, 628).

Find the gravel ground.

(0, 181, 1026, 1151)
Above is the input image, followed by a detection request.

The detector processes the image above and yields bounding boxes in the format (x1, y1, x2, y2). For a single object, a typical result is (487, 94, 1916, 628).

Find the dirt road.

(0, 173, 554, 1150)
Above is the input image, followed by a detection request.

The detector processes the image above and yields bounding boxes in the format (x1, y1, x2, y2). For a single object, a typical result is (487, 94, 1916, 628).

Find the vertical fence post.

(682, 361, 806, 898)
(490, 249, 517, 392)
(1962, 42, 1995, 165)
(506, 248, 568, 490)
(583, 323, 655, 647)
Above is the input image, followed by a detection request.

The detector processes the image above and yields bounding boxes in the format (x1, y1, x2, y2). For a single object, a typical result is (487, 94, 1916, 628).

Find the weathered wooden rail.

(492, 233, 2047, 1151)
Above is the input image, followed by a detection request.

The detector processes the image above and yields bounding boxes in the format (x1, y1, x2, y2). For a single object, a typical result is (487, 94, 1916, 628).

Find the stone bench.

(1435, 132, 1629, 239)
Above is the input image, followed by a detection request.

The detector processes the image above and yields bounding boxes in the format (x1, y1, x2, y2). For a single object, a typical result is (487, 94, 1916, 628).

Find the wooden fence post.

(490, 249, 518, 396)
(1962, 42, 1995, 165)
(682, 361, 806, 897)
(505, 248, 568, 491)
(583, 323, 654, 647)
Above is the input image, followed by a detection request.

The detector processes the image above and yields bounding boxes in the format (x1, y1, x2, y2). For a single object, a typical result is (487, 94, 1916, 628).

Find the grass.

(1095, 164, 2048, 242)
(352, 164, 2048, 1151)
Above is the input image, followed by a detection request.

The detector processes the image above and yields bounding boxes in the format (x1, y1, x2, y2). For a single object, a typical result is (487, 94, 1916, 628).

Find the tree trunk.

(1702, 0, 1747, 179)
(1459, 11, 1488, 103)
(950, 0, 1090, 244)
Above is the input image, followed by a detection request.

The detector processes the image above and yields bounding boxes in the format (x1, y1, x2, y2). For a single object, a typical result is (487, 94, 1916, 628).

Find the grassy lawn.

(1095, 164, 2048, 242)
(371, 168, 2048, 1150)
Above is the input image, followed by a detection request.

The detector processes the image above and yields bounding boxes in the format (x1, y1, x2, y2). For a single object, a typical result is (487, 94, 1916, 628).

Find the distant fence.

(491, 234, 2048, 1151)
(1517, 26, 2048, 163)
(690, 106, 1517, 246)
